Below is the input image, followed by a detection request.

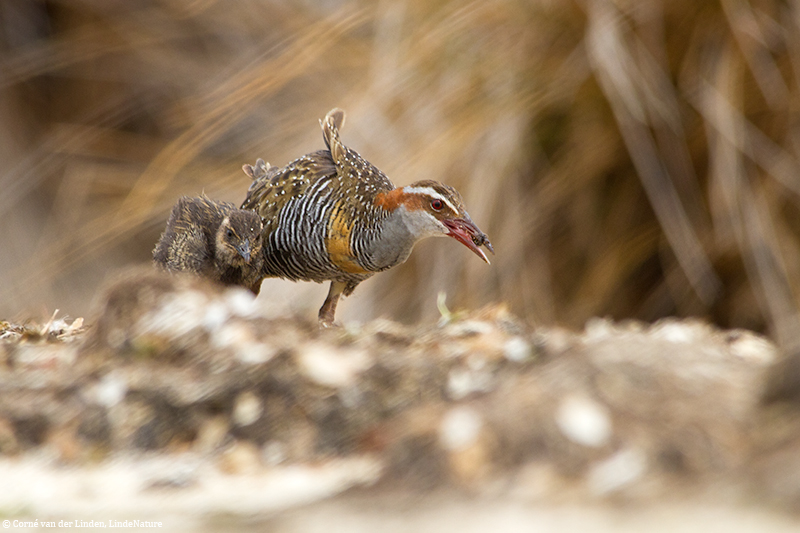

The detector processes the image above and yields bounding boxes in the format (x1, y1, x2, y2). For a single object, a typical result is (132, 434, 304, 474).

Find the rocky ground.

(1, 267, 800, 531)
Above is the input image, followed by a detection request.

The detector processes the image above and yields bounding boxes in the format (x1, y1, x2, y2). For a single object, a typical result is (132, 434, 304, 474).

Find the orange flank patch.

(374, 189, 403, 210)
(326, 207, 370, 274)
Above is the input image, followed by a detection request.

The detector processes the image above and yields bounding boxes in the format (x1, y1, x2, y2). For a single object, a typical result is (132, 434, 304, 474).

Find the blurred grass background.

(2, 0, 800, 341)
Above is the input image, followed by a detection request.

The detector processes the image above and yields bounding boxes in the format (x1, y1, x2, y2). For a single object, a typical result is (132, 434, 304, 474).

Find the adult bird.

(241, 108, 493, 326)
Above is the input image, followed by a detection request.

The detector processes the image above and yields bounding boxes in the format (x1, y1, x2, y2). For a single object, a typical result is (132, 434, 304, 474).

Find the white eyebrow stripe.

(402, 186, 458, 213)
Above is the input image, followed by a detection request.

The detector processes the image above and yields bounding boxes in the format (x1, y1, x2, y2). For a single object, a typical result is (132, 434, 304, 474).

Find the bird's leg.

(318, 281, 346, 327)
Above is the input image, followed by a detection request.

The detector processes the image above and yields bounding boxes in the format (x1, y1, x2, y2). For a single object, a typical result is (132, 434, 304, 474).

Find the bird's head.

(376, 180, 494, 263)
(217, 210, 264, 266)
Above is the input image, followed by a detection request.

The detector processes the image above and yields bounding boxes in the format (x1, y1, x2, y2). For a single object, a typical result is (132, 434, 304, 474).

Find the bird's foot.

(318, 317, 338, 329)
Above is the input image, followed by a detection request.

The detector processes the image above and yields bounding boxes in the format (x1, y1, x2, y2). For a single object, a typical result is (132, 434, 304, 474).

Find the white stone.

(92, 373, 128, 408)
(225, 288, 258, 318)
(588, 448, 647, 494)
(584, 318, 615, 341)
(298, 343, 371, 388)
(555, 395, 612, 448)
(439, 406, 483, 451)
(728, 332, 777, 364)
(235, 342, 276, 365)
(652, 322, 696, 344)
(137, 291, 208, 339)
(233, 391, 263, 427)
(447, 366, 493, 400)
(503, 337, 532, 362)
(211, 322, 254, 350)
(203, 301, 231, 332)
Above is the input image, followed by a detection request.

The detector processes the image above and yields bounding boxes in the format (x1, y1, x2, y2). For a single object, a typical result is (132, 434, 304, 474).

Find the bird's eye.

(431, 199, 444, 211)
(226, 229, 234, 238)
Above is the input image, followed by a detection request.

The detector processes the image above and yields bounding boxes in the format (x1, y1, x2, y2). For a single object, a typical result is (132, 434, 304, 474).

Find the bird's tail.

(320, 108, 347, 168)
(242, 158, 272, 182)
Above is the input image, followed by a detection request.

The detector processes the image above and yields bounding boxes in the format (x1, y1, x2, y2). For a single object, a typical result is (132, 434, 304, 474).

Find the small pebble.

(652, 322, 697, 344)
(225, 288, 258, 318)
(727, 331, 776, 364)
(91, 373, 127, 408)
(439, 406, 483, 451)
(588, 448, 647, 495)
(503, 337, 532, 362)
(218, 440, 263, 475)
(555, 395, 612, 448)
(233, 391, 263, 427)
(298, 343, 371, 388)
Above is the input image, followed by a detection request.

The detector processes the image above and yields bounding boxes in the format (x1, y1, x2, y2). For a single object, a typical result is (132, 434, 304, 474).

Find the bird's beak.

(237, 240, 252, 263)
(442, 217, 494, 264)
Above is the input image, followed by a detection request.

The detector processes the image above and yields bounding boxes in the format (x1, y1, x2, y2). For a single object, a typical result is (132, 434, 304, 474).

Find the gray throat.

(358, 208, 418, 271)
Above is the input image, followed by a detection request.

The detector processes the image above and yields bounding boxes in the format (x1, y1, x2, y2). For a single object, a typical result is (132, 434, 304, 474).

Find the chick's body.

(153, 196, 264, 294)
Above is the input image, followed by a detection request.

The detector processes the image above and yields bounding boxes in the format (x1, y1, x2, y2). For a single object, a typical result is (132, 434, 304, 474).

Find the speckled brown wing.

(240, 109, 395, 284)
(241, 110, 394, 230)
(241, 151, 337, 237)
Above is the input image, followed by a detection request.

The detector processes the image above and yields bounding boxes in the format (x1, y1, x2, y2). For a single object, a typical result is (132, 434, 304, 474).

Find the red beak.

(442, 218, 494, 264)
